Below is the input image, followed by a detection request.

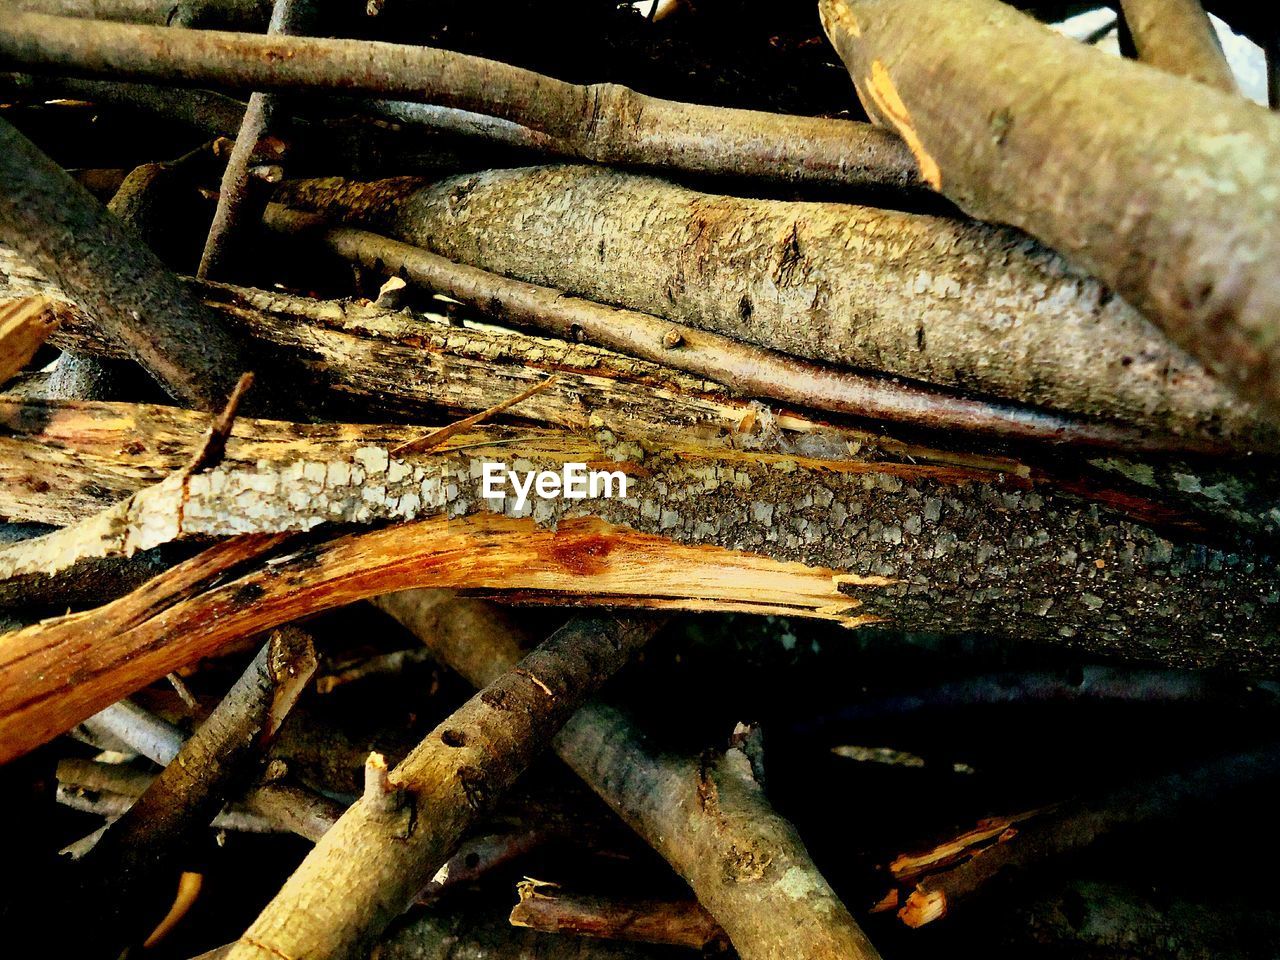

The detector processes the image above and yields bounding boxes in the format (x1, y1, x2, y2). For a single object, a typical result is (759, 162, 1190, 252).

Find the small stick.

(890, 742, 1280, 927)
(0, 117, 255, 411)
(509, 881, 729, 951)
(390, 376, 557, 455)
(198, 0, 315, 281)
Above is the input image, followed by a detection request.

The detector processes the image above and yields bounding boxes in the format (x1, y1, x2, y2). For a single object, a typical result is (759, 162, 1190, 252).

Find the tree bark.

(1119, 0, 1237, 91)
(509, 884, 727, 951)
(61, 628, 316, 952)
(226, 615, 660, 960)
(820, 0, 1280, 422)
(0, 398, 1278, 678)
(0, 118, 255, 411)
(377, 590, 881, 960)
(0, 11, 921, 191)
(278, 168, 1271, 450)
(264, 206, 1203, 453)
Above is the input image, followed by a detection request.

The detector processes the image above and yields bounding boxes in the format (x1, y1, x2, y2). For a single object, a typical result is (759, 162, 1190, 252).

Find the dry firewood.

(264, 206, 1190, 453)
(1, 399, 1278, 676)
(0, 118, 258, 411)
(887, 742, 1280, 927)
(0, 12, 921, 192)
(12, 253, 1280, 543)
(1118, 0, 1237, 91)
(276, 169, 1271, 451)
(203, 904, 681, 960)
(0, 295, 59, 386)
(58, 628, 317, 952)
(225, 615, 661, 960)
(376, 590, 880, 960)
(509, 881, 728, 951)
(820, 0, 1280, 423)
(197, 0, 313, 281)
(50, 140, 219, 402)
(0, 508, 860, 761)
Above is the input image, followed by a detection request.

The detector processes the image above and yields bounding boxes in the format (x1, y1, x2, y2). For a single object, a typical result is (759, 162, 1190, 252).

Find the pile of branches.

(1, 0, 1280, 957)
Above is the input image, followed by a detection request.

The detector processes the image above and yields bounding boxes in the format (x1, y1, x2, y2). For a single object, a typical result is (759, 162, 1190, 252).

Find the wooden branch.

(0, 507, 866, 761)
(277, 168, 1272, 451)
(0, 295, 59, 386)
(377, 590, 880, 960)
(264, 206, 1191, 453)
(0, 118, 255, 411)
(0, 11, 921, 192)
(820, 0, 1280, 423)
(226, 616, 660, 960)
(64, 628, 317, 951)
(197, 0, 312, 281)
(0, 398, 1278, 676)
(208, 903, 680, 960)
(1119, 0, 1237, 92)
(509, 881, 728, 951)
(888, 742, 1280, 927)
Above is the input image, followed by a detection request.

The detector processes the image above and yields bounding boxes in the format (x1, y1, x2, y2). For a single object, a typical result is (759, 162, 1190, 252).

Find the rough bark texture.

(227, 616, 659, 960)
(0, 118, 254, 410)
(1119, 0, 1237, 91)
(265, 207, 1202, 454)
(278, 168, 1271, 450)
(377, 590, 880, 960)
(0, 12, 920, 191)
(820, 0, 1280, 423)
(0, 398, 1278, 674)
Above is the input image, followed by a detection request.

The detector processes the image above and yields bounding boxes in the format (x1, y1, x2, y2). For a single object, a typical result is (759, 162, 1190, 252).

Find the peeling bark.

(821, 0, 1280, 422)
(227, 616, 660, 960)
(278, 168, 1271, 450)
(0, 398, 1277, 675)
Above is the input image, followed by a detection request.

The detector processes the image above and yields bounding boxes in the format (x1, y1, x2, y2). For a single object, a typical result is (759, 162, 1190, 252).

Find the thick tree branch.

(278, 168, 1271, 450)
(264, 206, 1196, 453)
(0, 118, 255, 410)
(0, 11, 921, 191)
(0, 398, 1277, 682)
(1119, 0, 1237, 91)
(377, 590, 879, 960)
(226, 615, 660, 960)
(821, 0, 1280, 421)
